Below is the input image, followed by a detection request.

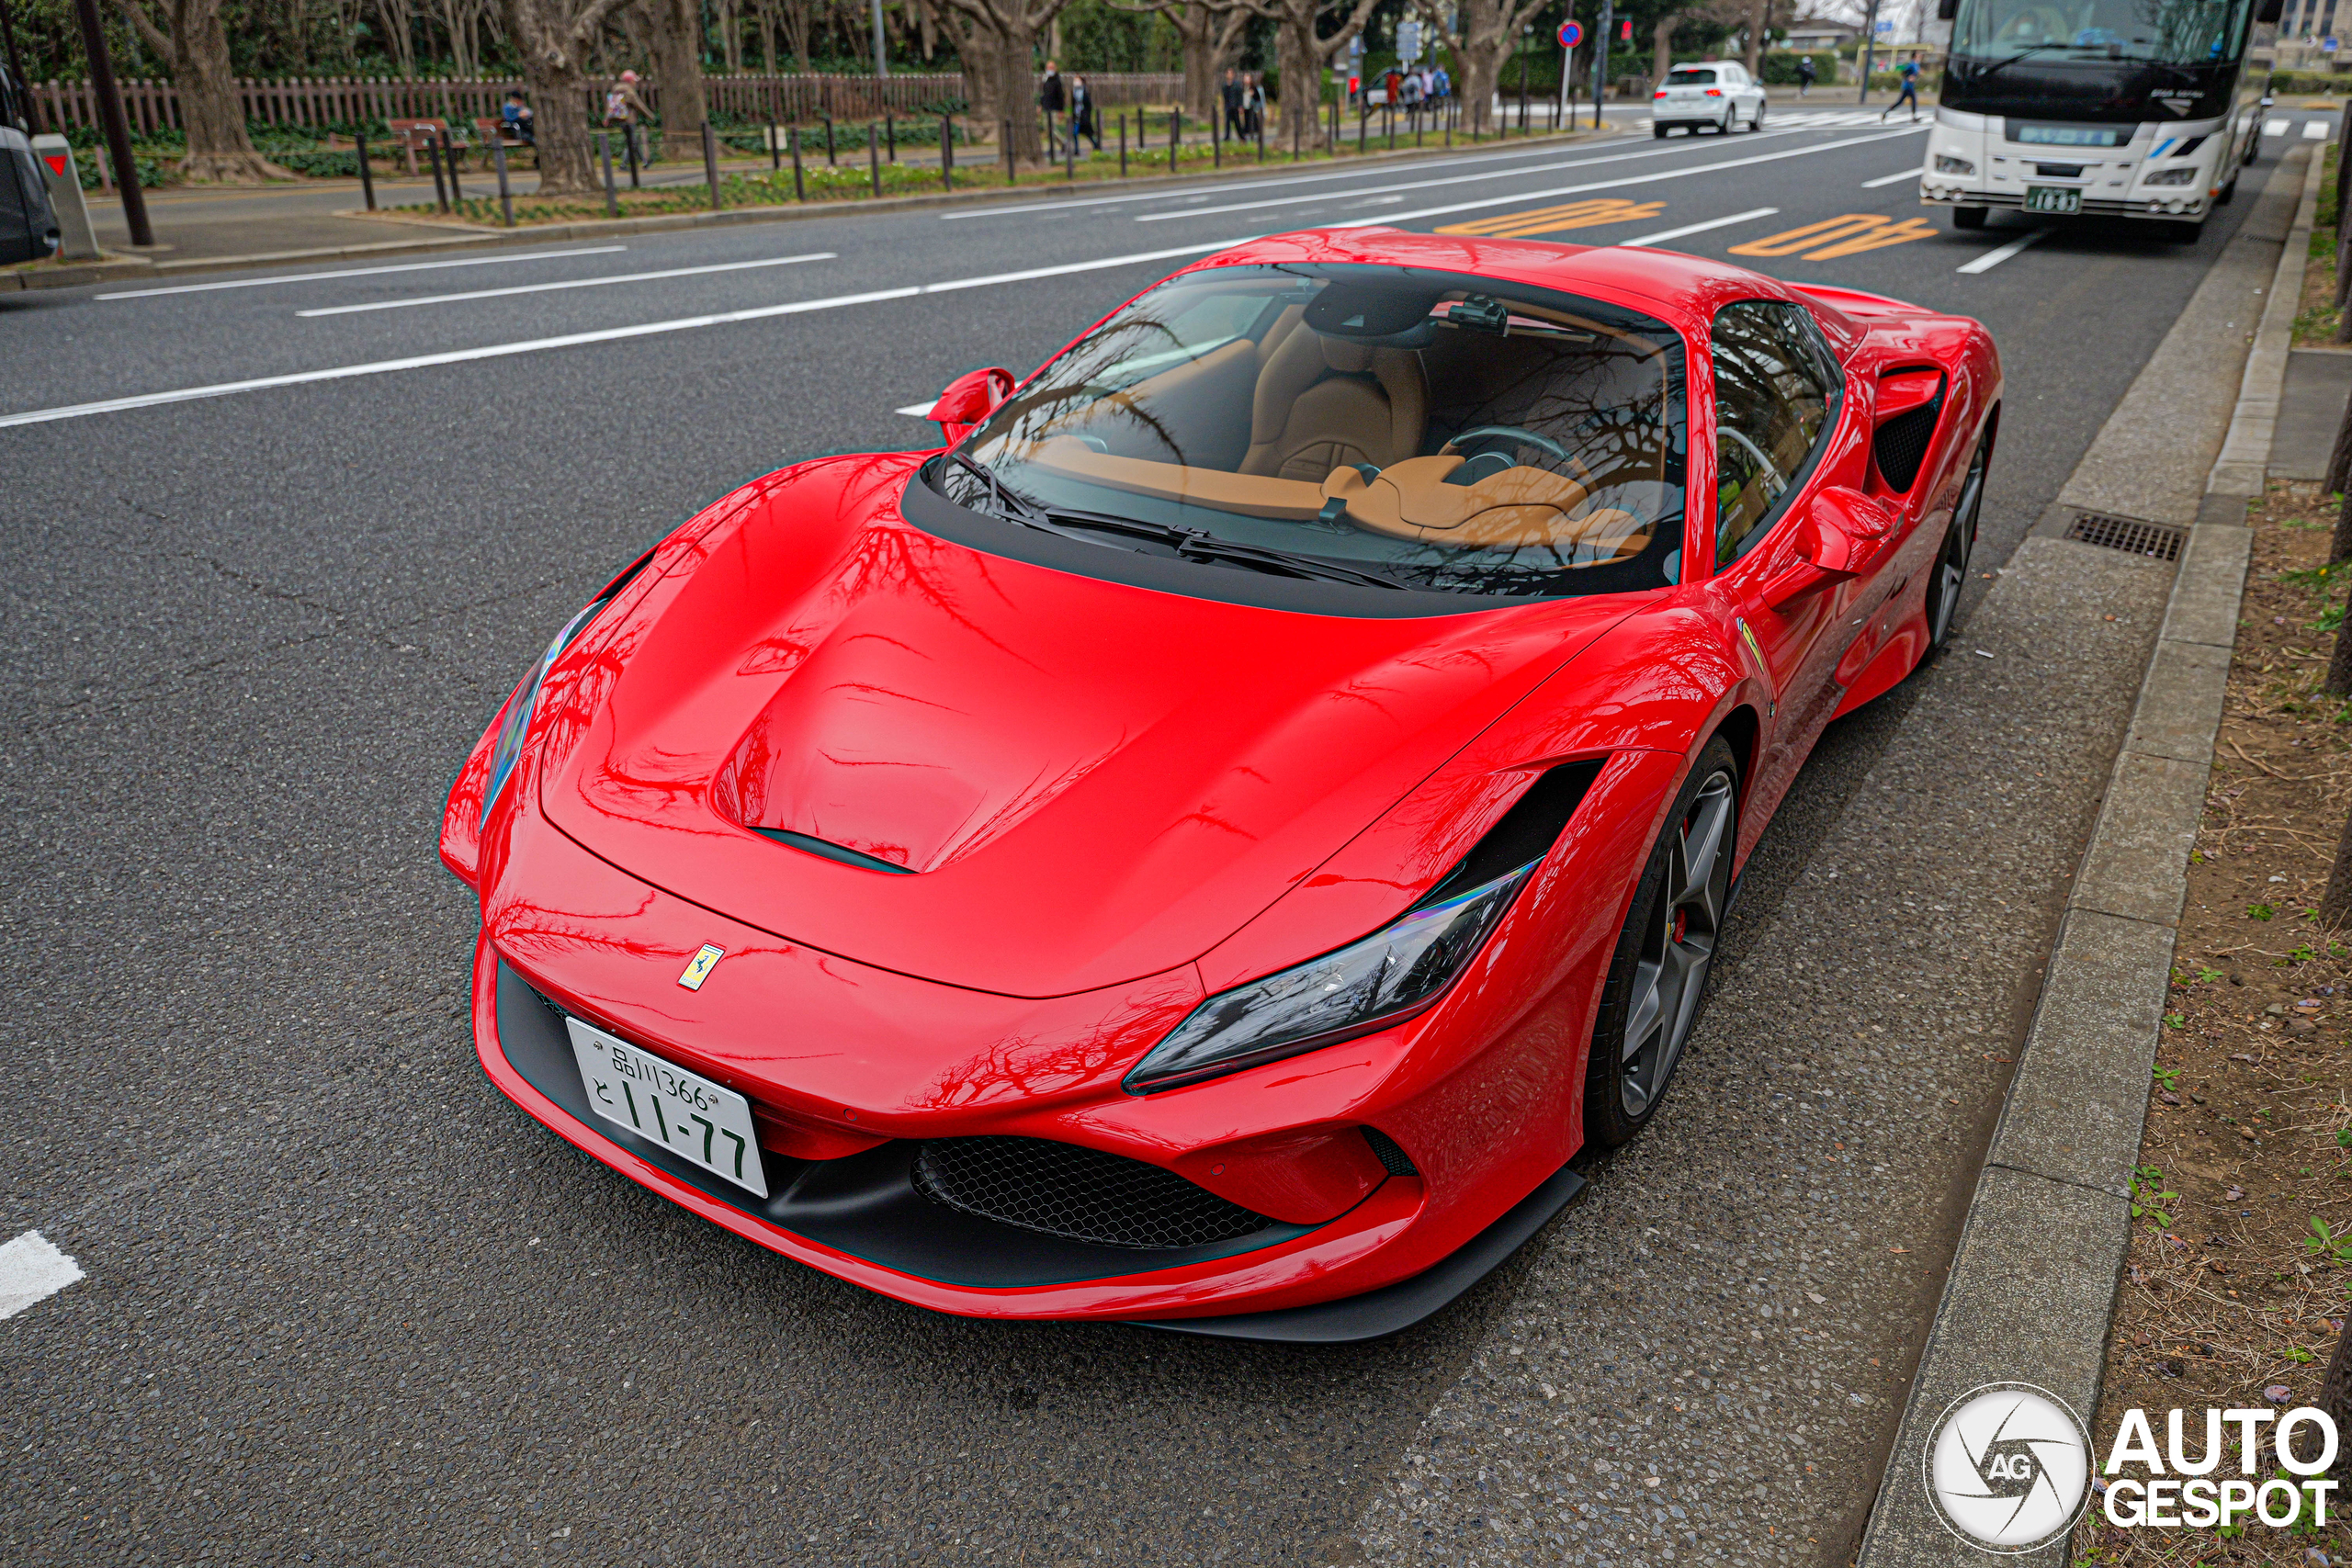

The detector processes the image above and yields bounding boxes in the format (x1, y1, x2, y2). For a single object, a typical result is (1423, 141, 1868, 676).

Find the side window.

(1711, 300, 1840, 568)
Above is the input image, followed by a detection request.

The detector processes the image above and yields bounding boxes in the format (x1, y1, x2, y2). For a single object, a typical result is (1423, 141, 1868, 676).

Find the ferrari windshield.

(932, 264, 1689, 599)
(1952, 0, 2249, 65)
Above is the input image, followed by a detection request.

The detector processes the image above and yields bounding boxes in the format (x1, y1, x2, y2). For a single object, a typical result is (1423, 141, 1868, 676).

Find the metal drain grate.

(2064, 511, 2187, 561)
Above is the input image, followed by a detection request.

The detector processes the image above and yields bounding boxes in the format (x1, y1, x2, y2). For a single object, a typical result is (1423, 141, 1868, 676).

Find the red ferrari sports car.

(441, 229, 1997, 1340)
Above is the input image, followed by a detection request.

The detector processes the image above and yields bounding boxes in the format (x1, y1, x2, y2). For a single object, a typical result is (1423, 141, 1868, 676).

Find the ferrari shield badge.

(677, 944, 725, 990)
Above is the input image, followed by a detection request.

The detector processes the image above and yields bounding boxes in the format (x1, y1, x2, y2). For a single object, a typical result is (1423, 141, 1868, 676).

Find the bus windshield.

(1953, 0, 2249, 66)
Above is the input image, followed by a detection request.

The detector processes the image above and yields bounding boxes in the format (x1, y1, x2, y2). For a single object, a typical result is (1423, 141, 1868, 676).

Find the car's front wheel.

(1583, 736, 1739, 1149)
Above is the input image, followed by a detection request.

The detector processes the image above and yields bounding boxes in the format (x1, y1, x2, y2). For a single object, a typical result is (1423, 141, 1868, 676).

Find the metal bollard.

(769, 118, 781, 172)
(869, 121, 881, 197)
(703, 120, 722, 210)
(443, 130, 464, 202)
(823, 114, 835, 165)
(1170, 107, 1180, 172)
(1119, 113, 1126, 178)
(942, 115, 954, 190)
(597, 131, 619, 217)
(426, 138, 449, 212)
(356, 132, 376, 210)
(887, 113, 896, 162)
(790, 126, 806, 200)
(492, 136, 514, 226)
(1003, 118, 1014, 184)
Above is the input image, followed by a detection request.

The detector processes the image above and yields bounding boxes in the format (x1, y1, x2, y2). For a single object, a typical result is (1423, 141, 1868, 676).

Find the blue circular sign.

(1557, 19, 1583, 48)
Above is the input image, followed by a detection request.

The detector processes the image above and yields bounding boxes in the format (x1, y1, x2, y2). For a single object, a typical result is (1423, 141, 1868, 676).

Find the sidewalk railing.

(24, 72, 1186, 139)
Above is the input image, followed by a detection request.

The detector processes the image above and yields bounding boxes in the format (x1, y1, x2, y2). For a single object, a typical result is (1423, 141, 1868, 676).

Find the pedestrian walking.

(1796, 54, 1816, 96)
(604, 71, 649, 165)
(1244, 73, 1267, 138)
(1883, 53, 1920, 120)
(1040, 60, 1068, 156)
(1069, 73, 1102, 152)
(1221, 67, 1246, 140)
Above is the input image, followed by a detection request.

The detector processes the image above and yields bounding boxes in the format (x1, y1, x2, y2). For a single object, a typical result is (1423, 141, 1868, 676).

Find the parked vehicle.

(0, 66, 59, 266)
(1652, 60, 1770, 135)
(444, 231, 1999, 1341)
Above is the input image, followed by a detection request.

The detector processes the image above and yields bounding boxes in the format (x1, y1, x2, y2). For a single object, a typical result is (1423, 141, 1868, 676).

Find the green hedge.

(1759, 51, 1838, 85)
(2271, 70, 2352, 95)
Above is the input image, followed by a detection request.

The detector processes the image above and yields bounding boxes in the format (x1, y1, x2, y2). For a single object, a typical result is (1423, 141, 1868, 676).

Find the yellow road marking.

(1435, 197, 1668, 238)
(1726, 212, 1939, 260)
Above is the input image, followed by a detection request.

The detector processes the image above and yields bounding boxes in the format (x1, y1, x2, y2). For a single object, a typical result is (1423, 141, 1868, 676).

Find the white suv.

(1652, 62, 1767, 137)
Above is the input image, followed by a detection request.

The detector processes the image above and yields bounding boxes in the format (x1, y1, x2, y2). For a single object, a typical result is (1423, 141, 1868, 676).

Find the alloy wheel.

(1617, 770, 1735, 1118)
(1928, 435, 1988, 649)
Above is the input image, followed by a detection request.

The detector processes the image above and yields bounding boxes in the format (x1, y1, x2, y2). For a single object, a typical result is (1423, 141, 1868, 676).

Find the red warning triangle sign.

(41, 152, 68, 178)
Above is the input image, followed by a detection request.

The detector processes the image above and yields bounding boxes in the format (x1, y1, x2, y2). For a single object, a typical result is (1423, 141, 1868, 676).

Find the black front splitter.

(1131, 1159, 1588, 1345)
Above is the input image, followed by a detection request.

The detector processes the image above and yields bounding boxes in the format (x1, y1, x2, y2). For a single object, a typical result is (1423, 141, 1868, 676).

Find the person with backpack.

(1796, 55, 1817, 96)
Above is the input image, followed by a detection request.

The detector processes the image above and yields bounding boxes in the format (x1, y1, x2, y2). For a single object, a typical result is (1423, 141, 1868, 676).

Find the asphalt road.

(0, 112, 2320, 1566)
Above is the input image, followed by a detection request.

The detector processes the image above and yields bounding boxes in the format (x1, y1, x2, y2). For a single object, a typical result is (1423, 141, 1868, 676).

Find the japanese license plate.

(567, 1018, 768, 1198)
(2024, 186, 2081, 215)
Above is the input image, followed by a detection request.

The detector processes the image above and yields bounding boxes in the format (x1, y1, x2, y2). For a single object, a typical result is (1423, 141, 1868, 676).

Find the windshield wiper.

(1036, 504, 1409, 590)
(1959, 40, 2080, 79)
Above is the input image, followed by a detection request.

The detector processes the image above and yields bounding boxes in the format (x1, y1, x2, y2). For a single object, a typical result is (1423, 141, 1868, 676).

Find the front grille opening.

(912, 1136, 1275, 1249)
(1872, 400, 1940, 493)
(1363, 1127, 1419, 1177)
(2064, 511, 2187, 561)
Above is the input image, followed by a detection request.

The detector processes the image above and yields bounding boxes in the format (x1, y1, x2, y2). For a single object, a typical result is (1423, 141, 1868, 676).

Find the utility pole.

(1594, 0, 1614, 128)
(871, 0, 888, 76)
(70, 0, 149, 246)
(1862, 0, 1882, 106)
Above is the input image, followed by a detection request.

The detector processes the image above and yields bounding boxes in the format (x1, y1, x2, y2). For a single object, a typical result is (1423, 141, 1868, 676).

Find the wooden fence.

(26, 72, 1187, 138)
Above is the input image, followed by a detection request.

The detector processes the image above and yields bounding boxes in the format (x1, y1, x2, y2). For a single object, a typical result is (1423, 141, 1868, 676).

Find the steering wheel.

(1441, 425, 1572, 464)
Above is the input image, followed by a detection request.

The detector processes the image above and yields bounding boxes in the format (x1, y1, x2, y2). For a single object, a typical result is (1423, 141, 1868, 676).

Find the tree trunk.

(1449, 0, 1513, 138)
(1652, 11, 1676, 85)
(1742, 0, 1768, 73)
(648, 0, 709, 158)
(1178, 3, 1216, 120)
(994, 23, 1041, 163)
(518, 47, 600, 194)
(1275, 14, 1321, 151)
(127, 0, 289, 182)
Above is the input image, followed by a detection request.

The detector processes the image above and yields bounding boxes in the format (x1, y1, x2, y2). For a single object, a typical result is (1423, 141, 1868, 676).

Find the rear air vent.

(1872, 400, 1941, 494)
(912, 1136, 1278, 1249)
(752, 827, 915, 874)
(2064, 511, 2187, 561)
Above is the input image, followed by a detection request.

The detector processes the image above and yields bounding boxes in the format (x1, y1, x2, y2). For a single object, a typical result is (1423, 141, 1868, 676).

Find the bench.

(386, 118, 470, 176)
(472, 118, 537, 168)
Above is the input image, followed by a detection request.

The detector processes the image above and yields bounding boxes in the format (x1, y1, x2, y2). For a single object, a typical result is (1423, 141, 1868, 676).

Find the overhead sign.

(1558, 18, 1583, 48)
(1875, 17, 1895, 33)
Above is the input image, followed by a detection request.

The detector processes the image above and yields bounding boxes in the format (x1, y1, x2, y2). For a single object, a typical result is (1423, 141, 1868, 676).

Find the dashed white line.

(96, 245, 628, 300)
(2303, 119, 2331, 140)
(1860, 168, 1921, 187)
(0, 238, 1251, 429)
(1955, 228, 2048, 274)
(1620, 207, 1781, 246)
(294, 252, 837, 316)
(0, 1230, 84, 1320)
(2266, 118, 2291, 136)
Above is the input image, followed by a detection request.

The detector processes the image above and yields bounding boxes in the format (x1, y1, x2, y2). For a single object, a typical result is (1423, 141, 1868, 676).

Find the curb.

(0, 128, 1614, 290)
(1852, 143, 2318, 1564)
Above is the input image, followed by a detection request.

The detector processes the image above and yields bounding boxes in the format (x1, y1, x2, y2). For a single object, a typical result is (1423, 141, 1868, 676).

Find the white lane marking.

(2304, 119, 2332, 140)
(939, 137, 1623, 220)
(2265, 118, 2290, 136)
(1955, 228, 2047, 274)
(96, 246, 629, 300)
(294, 252, 837, 317)
(897, 401, 938, 417)
(1329, 125, 1930, 231)
(1861, 168, 1921, 187)
(1132, 128, 1823, 223)
(0, 239, 1250, 429)
(1620, 206, 1780, 246)
(0, 1231, 84, 1319)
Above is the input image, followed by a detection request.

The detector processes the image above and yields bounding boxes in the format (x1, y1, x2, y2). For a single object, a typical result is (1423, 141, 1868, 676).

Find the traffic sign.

(1557, 18, 1583, 48)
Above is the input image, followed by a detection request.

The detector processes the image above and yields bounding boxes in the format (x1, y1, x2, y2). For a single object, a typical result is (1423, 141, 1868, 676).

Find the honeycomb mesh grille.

(1872, 400, 1940, 493)
(2064, 511, 2187, 561)
(1363, 1127, 1419, 1177)
(911, 1136, 1275, 1250)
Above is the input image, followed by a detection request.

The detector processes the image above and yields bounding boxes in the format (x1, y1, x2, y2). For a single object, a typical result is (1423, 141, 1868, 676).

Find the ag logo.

(1924, 1382, 2092, 1552)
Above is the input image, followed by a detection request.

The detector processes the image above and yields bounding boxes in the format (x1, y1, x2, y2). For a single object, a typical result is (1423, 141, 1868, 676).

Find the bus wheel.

(1952, 207, 1987, 231)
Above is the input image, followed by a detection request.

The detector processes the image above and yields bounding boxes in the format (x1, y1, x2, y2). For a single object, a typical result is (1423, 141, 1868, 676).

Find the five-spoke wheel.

(1928, 431, 1990, 651)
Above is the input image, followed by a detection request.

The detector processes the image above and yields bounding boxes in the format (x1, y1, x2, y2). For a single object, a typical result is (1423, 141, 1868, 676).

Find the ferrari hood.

(537, 457, 1630, 998)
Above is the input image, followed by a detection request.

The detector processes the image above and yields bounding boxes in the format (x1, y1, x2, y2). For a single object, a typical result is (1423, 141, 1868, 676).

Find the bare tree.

(1742, 0, 1770, 73)
(1110, 0, 1249, 120)
(501, 0, 643, 196)
(120, 0, 291, 182)
(645, 0, 710, 156)
(1419, 0, 1540, 137)
(936, 0, 1066, 163)
(1225, 0, 1376, 151)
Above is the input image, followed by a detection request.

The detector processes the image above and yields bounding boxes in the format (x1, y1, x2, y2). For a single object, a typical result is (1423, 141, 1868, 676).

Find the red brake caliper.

(1670, 908, 1689, 945)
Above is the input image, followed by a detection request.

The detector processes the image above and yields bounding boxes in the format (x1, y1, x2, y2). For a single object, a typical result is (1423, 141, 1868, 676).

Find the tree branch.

(117, 0, 175, 62)
(560, 0, 647, 52)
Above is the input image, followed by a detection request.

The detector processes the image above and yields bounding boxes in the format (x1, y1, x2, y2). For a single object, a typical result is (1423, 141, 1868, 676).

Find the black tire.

(1584, 736, 1740, 1150)
(1750, 103, 1765, 130)
(2216, 170, 2238, 205)
(1952, 206, 1988, 231)
(1653, 122, 1668, 139)
(1927, 430, 1990, 652)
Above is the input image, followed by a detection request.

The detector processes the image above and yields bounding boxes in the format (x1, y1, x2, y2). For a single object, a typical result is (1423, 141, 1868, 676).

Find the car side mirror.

(931, 367, 1017, 446)
(1760, 486, 1894, 603)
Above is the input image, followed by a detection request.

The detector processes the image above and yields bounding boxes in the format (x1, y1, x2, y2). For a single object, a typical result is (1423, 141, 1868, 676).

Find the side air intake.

(1872, 395, 1942, 494)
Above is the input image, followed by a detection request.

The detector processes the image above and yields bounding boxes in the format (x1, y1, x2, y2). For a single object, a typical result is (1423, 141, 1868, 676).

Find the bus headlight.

(1933, 153, 1974, 175)
(2144, 167, 2199, 186)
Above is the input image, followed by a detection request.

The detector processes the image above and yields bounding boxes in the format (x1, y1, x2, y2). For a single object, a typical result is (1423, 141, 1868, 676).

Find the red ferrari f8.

(440, 230, 1998, 1340)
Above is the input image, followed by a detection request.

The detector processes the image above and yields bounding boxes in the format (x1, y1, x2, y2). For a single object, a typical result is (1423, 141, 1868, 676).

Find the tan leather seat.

(1239, 315, 1427, 480)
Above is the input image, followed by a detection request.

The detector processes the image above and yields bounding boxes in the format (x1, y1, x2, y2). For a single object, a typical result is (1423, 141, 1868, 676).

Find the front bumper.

(1917, 186, 2206, 220)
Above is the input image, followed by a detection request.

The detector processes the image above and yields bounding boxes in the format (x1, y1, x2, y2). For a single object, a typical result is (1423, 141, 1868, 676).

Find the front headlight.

(480, 550, 657, 826)
(2144, 166, 2199, 186)
(1933, 153, 1974, 175)
(1124, 861, 1538, 1094)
